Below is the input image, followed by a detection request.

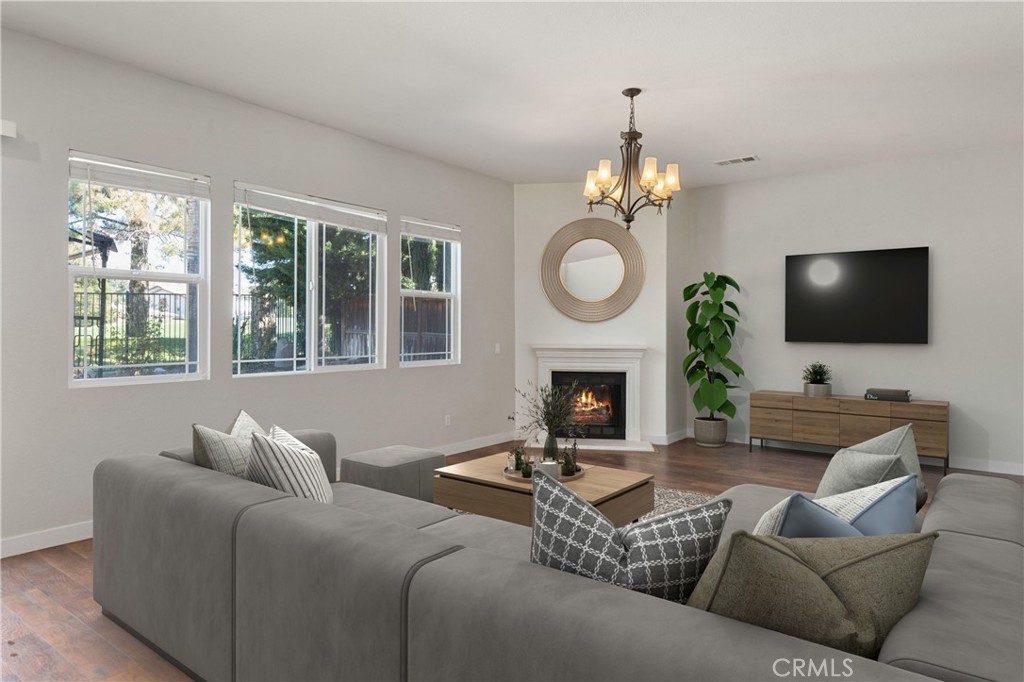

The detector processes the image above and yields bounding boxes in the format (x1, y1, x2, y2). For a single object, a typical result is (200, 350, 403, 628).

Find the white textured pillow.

(816, 424, 926, 509)
(228, 409, 266, 442)
(247, 428, 333, 504)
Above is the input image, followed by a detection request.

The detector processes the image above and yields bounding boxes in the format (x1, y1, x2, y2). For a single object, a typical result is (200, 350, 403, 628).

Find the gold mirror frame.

(540, 218, 645, 322)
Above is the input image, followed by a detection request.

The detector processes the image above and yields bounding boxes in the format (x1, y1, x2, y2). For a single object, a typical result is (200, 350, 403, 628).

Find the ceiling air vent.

(715, 155, 760, 166)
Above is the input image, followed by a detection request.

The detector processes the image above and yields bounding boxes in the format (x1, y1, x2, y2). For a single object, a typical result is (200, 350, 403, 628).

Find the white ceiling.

(3, 2, 1022, 187)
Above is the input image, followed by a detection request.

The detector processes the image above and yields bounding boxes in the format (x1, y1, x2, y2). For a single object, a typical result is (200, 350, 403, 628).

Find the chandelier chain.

(628, 95, 636, 133)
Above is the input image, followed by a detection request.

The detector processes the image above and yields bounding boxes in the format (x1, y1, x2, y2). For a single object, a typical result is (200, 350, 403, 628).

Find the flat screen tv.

(785, 247, 929, 343)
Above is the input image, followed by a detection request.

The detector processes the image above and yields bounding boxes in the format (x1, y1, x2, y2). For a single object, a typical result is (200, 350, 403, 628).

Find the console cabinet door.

(839, 414, 891, 446)
(793, 411, 839, 445)
(891, 418, 948, 456)
(751, 407, 793, 440)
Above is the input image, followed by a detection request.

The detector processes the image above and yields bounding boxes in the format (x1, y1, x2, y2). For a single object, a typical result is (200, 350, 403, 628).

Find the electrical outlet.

(444, 414, 452, 426)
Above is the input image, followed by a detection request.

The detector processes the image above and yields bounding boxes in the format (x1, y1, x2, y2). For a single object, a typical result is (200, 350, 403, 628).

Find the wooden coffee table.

(433, 453, 654, 527)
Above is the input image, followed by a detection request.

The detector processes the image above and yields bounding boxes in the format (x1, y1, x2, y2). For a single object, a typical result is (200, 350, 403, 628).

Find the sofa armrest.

(93, 455, 287, 681)
(291, 429, 338, 482)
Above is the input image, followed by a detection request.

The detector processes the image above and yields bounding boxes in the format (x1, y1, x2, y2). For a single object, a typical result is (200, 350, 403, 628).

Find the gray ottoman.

(339, 445, 445, 502)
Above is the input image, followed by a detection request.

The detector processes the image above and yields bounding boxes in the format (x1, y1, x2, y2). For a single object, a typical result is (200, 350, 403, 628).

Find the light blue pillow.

(754, 474, 918, 538)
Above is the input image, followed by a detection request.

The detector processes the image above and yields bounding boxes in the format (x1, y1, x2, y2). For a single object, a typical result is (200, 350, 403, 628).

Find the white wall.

(1, 31, 516, 554)
(514, 183, 671, 442)
(677, 145, 1024, 474)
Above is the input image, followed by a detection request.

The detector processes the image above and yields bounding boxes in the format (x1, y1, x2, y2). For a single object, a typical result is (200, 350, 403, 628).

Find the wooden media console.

(749, 390, 949, 472)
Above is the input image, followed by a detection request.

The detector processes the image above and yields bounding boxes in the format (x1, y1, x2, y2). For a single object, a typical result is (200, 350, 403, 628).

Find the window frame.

(67, 152, 210, 387)
(232, 183, 387, 377)
(399, 217, 462, 367)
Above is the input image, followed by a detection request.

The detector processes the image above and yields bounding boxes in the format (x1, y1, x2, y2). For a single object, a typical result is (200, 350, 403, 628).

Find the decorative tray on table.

(501, 467, 585, 482)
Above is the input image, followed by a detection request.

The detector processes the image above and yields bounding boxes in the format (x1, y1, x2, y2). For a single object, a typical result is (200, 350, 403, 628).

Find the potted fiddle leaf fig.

(683, 272, 745, 447)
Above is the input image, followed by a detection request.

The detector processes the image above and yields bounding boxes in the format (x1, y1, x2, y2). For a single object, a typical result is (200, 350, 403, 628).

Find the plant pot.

(543, 432, 558, 461)
(803, 383, 832, 398)
(694, 417, 727, 448)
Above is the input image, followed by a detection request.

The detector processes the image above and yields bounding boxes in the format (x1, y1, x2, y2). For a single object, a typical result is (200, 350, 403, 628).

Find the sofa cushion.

(247, 430, 333, 504)
(921, 474, 1023, 545)
(192, 424, 250, 478)
(879, 531, 1024, 682)
(754, 475, 917, 537)
(531, 471, 731, 604)
(328, 482, 457, 529)
(688, 530, 937, 659)
(420, 514, 532, 560)
(817, 424, 926, 509)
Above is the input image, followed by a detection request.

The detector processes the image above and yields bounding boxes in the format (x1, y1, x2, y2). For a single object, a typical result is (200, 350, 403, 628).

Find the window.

(400, 218, 461, 364)
(233, 184, 385, 375)
(68, 153, 209, 383)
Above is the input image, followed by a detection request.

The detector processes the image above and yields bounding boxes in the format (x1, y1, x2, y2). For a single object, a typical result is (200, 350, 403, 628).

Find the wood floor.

(2, 439, 1017, 681)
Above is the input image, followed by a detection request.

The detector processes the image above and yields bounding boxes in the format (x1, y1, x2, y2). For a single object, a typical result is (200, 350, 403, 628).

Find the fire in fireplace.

(551, 371, 626, 439)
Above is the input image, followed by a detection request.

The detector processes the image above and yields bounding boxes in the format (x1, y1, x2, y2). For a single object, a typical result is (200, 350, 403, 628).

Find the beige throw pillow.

(687, 530, 936, 659)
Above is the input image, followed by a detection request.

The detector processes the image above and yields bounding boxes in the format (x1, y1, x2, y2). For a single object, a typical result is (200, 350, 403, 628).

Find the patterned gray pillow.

(192, 424, 250, 478)
(531, 471, 731, 604)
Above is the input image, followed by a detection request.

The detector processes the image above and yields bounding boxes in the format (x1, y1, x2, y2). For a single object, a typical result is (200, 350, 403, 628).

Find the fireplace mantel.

(533, 344, 652, 451)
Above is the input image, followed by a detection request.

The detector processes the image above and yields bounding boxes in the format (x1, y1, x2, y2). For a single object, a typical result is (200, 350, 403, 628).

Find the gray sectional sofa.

(94, 432, 1023, 682)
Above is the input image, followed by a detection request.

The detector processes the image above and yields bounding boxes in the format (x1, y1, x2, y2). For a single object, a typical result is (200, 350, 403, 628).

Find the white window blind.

(236, 183, 387, 234)
(401, 216, 461, 242)
(69, 152, 211, 200)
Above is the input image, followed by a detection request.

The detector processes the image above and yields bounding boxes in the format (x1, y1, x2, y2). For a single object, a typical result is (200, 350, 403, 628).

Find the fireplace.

(552, 371, 626, 440)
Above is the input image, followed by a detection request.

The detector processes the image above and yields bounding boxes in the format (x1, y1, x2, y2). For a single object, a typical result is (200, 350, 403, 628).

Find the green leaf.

(710, 318, 726, 339)
(697, 331, 708, 349)
(704, 351, 720, 369)
(699, 379, 728, 413)
(703, 272, 716, 288)
(724, 319, 736, 336)
(683, 282, 702, 301)
(692, 386, 706, 412)
(682, 350, 699, 371)
(686, 364, 704, 385)
(718, 311, 738, 324)
(685, 300, 699, 325)
(721, 356, 745, 377)
(700, 301, 721, 321)
(709, 287, 724, 303)
(716, 336, 732, 358)
(720, 400, 737, 419)
(723, 300, 740, 314)
(718, 274, 741, 293)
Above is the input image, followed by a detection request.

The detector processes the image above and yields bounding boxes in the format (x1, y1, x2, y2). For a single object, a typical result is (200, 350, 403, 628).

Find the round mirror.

(540, 218, 645, 322)
(559, 239, 625, 302)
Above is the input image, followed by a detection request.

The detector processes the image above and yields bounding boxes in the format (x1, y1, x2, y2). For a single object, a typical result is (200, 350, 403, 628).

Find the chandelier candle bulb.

(641, 157, 658, 189)
(584, 170, 600, 199)
(665, 164, 681, 191)
(609, 176, 623, 202)
(597, 159, 613, 188)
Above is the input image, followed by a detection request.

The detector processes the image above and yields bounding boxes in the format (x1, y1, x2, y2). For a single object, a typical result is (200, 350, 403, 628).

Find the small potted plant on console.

(802, 361, 833, 397)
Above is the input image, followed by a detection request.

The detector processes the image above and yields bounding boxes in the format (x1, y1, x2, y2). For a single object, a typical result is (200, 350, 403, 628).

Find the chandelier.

(583, 88, 681, 229)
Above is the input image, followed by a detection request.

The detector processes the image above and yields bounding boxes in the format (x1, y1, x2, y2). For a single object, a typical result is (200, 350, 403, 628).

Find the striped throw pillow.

(247, 428, 333, 504)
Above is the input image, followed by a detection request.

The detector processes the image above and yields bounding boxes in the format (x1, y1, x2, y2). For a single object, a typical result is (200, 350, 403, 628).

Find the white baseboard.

(431, 431, 516, 456)
(1, 520, 93, 558)
(950, 456, 1024, 476)
(649, 429, 688, 446)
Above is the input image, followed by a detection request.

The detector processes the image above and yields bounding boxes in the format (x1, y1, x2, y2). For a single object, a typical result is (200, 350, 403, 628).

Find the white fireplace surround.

(533, 344, 653, 452)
